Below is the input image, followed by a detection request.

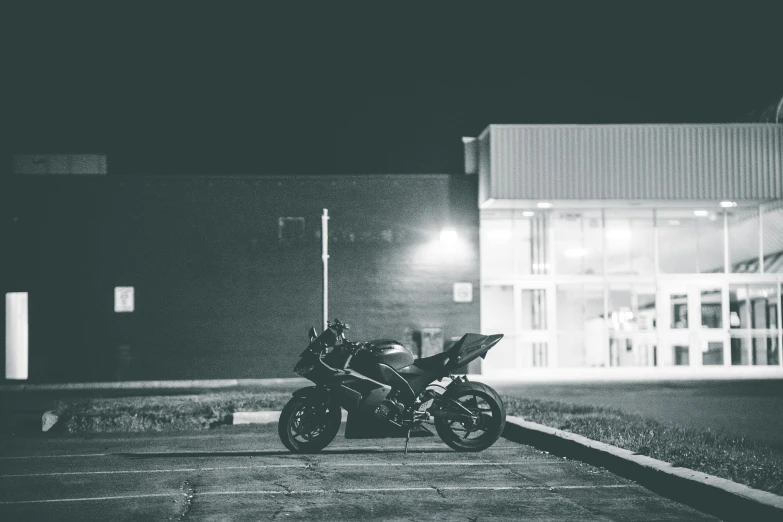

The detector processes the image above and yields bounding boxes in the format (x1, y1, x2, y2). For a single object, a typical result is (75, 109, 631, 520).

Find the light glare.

(537, 202, 552, 209)
(694, 210, 709, 217)
(564, 247, 589, 258)
(720, 201, 737, 208)
(605, 228, 632, 242)
(440, 228, 459, 245)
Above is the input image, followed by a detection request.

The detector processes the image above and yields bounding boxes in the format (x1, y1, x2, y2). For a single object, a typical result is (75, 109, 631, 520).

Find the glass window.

(520, 289, 547, 330)
(752, 335, 779, 365)
(556, 284, 604, 367)
(700, 288, 722, 329)
(481, 210, 539, 277)
(517, 341, 549, 368)
(728, 208, 760, 273)
(762, 203, 783, 272)
(658, 210, 724, 274)
(670, 294, 688, 329)
(552, 211, 602, 275)
(482, 285, 515, 333)
(702, 341, 724, 366)
(481, 213, 514, 278)
(604, 210, 654, 275)
(730, 284, 778, 330)
(482, 334, 517, 370)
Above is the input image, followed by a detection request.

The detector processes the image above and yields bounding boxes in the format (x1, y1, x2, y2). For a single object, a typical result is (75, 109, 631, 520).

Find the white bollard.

(5, 292, 29, 380)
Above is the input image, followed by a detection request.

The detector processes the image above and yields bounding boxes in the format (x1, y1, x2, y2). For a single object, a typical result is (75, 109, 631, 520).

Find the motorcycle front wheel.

(434, 381, 506, 452)
(278, 396, 342, 453)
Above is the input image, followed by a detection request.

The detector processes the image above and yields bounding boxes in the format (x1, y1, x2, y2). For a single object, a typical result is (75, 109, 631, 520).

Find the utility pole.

(322, 209, 329, 331)
(776, 93, 783, 124)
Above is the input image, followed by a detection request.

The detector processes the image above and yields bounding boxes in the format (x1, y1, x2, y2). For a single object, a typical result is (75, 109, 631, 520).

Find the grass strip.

(52, 392, 292, 433)
(503, 396, 783, 496)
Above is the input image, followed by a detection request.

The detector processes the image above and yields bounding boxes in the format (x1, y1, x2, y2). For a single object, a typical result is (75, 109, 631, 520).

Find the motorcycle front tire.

(278, 396, 342, 454)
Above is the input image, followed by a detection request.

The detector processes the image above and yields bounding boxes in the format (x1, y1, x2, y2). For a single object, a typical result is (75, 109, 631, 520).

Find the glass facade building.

(466, 124, 783, 375)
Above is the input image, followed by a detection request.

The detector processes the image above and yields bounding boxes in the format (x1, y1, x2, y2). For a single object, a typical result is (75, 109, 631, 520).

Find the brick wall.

(1, 174, 479, 382)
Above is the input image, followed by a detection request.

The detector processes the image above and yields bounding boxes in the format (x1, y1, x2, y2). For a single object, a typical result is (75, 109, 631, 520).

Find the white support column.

(759, 206, 764, 274)
(653, 209, 659, 279)
(5, 292, 29, 380)
(322, 209, 329, 331)
(723, 211, 730, 274)
(778, 274, 782, 367)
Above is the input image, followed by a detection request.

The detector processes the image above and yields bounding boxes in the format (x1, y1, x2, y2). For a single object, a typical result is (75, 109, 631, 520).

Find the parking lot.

(0, 424, 717, 521)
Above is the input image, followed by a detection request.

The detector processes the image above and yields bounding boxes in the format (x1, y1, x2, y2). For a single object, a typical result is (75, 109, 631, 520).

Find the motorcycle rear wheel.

(434, 382, 506, 452)
(278, 396, 341, 453)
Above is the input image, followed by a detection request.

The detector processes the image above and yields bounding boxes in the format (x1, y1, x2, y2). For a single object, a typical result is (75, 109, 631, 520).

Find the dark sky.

(3, 1, 782, 175)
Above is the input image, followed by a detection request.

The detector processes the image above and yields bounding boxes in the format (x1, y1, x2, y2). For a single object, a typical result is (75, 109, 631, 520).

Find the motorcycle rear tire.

(434, 381, 506, 452)
(278, 396, 342, 453)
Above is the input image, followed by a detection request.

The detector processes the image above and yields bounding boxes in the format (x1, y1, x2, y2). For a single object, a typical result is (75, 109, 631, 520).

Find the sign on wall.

(114, 287, 135, 313)
(453, 282, 473, 303)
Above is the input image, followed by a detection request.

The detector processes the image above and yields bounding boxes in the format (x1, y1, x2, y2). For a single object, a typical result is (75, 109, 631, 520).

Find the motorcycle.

(278, 319, 506, 453)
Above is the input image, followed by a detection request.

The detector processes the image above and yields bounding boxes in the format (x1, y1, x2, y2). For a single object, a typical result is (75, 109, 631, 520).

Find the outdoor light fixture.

(522, 211, 535, 217)
(693, 210, 709, 217)
(537, 202, 552, 209)
(720, 201, 738, 208)
(440, 228, 459, 245)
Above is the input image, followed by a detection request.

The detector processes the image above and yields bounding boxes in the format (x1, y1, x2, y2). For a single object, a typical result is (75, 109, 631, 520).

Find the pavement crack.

(431, 486, 447, 499)
(274, 481, 293, 495)
(177, 480, 196, 520)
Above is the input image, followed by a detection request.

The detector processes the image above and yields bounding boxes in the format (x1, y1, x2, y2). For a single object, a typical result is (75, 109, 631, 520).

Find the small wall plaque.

(453, 282, 473, 303)
(114, 287, 135, 313)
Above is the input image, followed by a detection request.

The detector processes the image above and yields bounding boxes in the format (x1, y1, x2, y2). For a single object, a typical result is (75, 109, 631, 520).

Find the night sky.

(4, 2, 782, 176)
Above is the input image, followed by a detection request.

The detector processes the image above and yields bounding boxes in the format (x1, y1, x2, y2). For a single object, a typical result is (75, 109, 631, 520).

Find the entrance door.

(658, 281, 729, 367)
(481, 282, 555, 374)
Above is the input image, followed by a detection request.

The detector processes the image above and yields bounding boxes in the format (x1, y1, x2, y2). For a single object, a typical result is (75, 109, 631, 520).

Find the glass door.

(481, 282, 555, 373)
(658, 281, 729, 367)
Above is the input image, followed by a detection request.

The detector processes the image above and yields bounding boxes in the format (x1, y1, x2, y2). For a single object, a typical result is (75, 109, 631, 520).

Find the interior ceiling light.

(668, 219, 681, 226)
(720, 201, 738, 208)
(693, 210, 709, 217)
(522, 211, 535, 217)
(536, 202, 552, 209)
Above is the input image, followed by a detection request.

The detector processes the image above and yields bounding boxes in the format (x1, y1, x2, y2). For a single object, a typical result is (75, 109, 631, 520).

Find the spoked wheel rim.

(288, 403, 332, 444)
(444, 392, 499, 444)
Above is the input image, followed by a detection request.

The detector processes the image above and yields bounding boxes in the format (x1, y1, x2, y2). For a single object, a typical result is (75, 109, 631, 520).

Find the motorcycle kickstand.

(404, 428, 411, 455)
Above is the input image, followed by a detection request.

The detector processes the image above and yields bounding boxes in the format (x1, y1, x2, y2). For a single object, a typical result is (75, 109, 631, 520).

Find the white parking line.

(0, 484, 638, 505)
(0, 444, 520, 461)
(0, 460, 548, 478)
(0, 453, 112, 460)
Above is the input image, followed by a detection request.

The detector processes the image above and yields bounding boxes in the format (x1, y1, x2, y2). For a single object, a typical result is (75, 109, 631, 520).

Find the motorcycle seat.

(412, 350, 452, 371)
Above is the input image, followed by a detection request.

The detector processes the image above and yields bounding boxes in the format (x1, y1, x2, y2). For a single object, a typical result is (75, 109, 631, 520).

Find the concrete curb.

(232, 410, 348, 425)
(3, 378, 309, 392)
(502, 415, 783, 522)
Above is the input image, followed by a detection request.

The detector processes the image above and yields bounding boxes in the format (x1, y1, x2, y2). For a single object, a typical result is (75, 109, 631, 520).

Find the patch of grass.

(52, 392, 292, 433)
(502, 396, 783, 496)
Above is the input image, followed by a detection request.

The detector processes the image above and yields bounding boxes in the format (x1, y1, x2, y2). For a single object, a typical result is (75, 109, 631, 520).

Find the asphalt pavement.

(0, 424, 717, 521)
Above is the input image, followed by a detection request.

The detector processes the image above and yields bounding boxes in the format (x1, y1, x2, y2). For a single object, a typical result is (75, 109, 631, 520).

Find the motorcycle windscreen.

(446, 333, 504, 368)
(299, 327, 338, 357)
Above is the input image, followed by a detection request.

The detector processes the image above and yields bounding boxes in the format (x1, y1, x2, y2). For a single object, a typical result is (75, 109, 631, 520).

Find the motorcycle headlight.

(296, 364, 314, 377)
